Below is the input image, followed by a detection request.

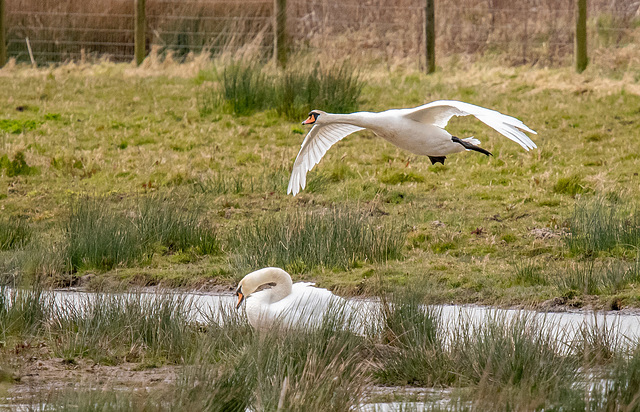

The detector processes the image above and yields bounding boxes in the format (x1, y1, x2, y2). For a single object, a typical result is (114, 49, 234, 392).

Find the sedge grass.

(571, 314, 621, 366)
(48, 292, 200, 365)
(229, 207, 406, 273)
(553, 258, 640, 297)
(449, 311, 578, 397)
(66, 196, 148, 271)
(375, 288, 454, 387)
(566, 197, 640, 257)
(200, 59, 363, 120)
(64, 195, 219, 273)
(179, 307, 369, 412)
(0, 218, 32, 251)
(0, 286, 50, 338)
(136, 195, 219, 255)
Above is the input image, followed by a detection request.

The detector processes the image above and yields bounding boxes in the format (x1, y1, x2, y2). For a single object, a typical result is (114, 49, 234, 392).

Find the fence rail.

(0, 0, 638, 72)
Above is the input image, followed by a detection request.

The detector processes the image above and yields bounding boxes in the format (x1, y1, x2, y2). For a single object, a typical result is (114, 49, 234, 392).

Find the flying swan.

(287, 100, 537, 195)
(235, 267, 353, 331)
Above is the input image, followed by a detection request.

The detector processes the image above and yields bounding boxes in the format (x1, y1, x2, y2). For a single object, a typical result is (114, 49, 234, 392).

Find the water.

(47, 289, 640, 341)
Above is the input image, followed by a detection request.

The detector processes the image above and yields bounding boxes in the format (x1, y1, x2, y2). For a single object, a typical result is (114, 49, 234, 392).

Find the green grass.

(49, 292, 199, 365)
(136, 195, 219, 255)
(229, 207, 406, 273)
(0, 218, 32, 250)
(199, 59, 363, 120)
(216, 61, 272, 116)
(0, 59, 639, 305)
(553, 174, 590, 196)
(0, 286, 50, 339)
(567, 197, 640, 257)
(512, 259, 547, 286)
(375, 289, 454, 386)
(0, 151, 38, 176)
(66, 196, 149, 271)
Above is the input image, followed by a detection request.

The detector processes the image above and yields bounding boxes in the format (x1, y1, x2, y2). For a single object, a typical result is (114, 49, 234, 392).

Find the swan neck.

(323, 112, 374, 128)
(253, 268, 293, 303)
(269, 272, 292, 303)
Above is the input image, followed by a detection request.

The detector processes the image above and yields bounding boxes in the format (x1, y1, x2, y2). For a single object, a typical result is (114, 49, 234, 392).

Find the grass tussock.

(215, 61, 272, 116)
(199, 59, 363, 119)
(553, 259, 640, 296)
(553, 174, 591, 196)
(449, 312, 579, 407)
(136, 196, 219, 256)
(274, 62, 363, 120)
(65, 196, 219, 272)
(512, 259, 548, 286)
(181, 314, 368, 411)
(567, 197, 640, 256)
(571, 315, 621, 366)
(49, 292, 199, 365)
(0, 286, 50, 338)
(376, 289, 453, 386)
(192, 168, 288, 195)
(0, 151, 39, 177)
(66, 197, 149, 271)
(230, 208, 406, 273)
(0, 218, 32, 250)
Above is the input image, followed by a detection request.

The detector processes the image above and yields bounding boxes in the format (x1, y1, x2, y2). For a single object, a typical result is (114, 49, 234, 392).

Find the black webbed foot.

(451, 136, 493, 156)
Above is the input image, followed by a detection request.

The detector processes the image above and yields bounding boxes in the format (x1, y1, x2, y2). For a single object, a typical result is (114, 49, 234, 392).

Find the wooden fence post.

(0, 0, 7, 68)
(135, 0, 146, 65)
(424, 0, 435, 74)
(274, 0, 287, 67)
(575, 0, 588, 73)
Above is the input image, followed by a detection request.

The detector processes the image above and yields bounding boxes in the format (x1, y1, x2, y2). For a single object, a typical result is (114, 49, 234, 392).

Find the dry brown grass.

(5, 0, 271, 63)
(3, 0, 639, 67)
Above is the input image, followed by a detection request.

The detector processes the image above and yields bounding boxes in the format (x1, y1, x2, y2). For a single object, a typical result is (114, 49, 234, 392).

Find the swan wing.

(402, 100, 537, 151)
(288, 123, 365, 196)
(267, 283, 345, 325)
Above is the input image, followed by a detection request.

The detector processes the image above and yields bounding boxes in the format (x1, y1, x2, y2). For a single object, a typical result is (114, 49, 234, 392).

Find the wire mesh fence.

(2, 0, 639, 67)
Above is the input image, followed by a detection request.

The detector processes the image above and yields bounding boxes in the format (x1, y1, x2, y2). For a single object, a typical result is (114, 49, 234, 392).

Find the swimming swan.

(287, 100, 537, 195)
(235, 267, 349, 331)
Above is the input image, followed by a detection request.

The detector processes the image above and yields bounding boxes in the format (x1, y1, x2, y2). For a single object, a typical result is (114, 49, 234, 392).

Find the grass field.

(0, 55, 639, 311)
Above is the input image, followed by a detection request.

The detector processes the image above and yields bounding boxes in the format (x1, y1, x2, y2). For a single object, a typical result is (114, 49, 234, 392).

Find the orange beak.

(302, 115, 315, 125)
(235, 292, 245, 309)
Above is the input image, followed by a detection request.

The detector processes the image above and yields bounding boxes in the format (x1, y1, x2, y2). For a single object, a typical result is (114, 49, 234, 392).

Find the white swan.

(287, 100, 537, 195)
(234, 267, 350, 331)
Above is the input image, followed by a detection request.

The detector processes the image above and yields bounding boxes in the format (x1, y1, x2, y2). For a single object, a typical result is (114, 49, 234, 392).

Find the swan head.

(234, 267, 293, 309)
(302, 110, 325, 125)
(234, 279, 253, 309)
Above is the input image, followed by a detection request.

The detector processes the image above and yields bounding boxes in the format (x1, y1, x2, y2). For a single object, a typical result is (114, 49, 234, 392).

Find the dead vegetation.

(3, 0, 639, 67)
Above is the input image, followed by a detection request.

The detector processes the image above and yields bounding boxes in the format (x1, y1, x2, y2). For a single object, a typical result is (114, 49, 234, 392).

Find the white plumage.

(235, 267, 350, 331)
(288, 100, 537, 196)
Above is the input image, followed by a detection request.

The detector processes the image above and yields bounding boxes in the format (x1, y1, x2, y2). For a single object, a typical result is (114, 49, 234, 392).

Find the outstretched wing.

(287, 123, 364, 196)
(401, 100, 537, 151)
